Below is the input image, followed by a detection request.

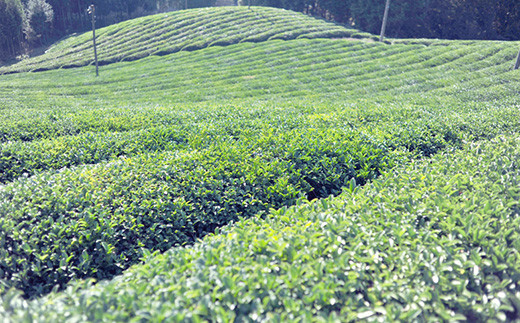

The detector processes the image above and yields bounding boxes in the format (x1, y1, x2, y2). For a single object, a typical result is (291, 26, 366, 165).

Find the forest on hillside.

(1, 0, 520, 61)
(249, 0, 520, 41)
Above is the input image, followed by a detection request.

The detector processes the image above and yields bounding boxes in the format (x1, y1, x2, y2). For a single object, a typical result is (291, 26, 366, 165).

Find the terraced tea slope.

(0, 6, 367, 74)
(1, 7, 520, 321)
(2, 28, 520, 296)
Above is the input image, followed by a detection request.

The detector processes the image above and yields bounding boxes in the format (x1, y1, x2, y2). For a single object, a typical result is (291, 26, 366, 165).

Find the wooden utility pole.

(515, 48, 520, 70)
(185, 0, 188, 9)
(88, 4, 99, 76)
(380, 0, 391, 42)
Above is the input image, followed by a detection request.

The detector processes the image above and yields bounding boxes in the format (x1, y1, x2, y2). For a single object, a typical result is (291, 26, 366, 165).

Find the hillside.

(1, 7, 520, 322)
(0, 6, 370, 74)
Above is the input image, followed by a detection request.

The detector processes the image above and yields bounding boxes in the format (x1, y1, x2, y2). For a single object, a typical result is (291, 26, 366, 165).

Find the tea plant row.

(1, 98, 520, 184)
(0, 39, 517, 143)
(2, 135, 519, 321)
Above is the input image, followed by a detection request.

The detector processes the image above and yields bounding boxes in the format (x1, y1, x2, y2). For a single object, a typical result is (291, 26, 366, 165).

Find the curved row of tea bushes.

(2, 136, 519, 321)
(0, 125, 409, 298)
(0, 7, 364, 74)
(0, 39, 516, 130)
(3, 94, 520, 185)
(0, 39, 517, 148)
(0, 126, 189, 183)
(1, 104, 515, 297)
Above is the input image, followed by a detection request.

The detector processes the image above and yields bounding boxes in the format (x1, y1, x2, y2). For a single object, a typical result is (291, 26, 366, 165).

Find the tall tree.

(187, 0, 217, 8)
(24, 0, 54, 44)
(242, 0, 520, 40)
(0, 0, 24, 60)
(494, 0, 520, 40)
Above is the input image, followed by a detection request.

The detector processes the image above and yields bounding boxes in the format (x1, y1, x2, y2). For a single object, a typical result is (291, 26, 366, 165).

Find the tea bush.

(2, 136, 519, 321)
(0, 126, 406, 296)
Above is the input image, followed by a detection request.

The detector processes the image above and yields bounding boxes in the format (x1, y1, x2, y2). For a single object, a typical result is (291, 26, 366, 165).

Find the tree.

(494, 0, 520, 40)
(187, 0, 217, 8)
(423, 0, 496, 40)
(0, 0, 24, 60)
(23, 0, 54, 44)
(319, 0, 353, 22)
(238, 0, 520, 41)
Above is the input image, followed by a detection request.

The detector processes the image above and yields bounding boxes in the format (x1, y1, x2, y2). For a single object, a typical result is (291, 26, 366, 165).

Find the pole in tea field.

(514, 48, 520, 70)
(88, 4, 99, 76)
(380, 0, 391, 42)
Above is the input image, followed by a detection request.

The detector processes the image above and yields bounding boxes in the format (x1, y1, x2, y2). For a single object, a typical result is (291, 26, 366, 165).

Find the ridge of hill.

(0, 6, 373, 74)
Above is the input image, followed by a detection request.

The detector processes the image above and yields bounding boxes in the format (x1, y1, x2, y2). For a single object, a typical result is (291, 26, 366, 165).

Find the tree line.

(0, 0, 216, 61)
(246, 0, 520, 41)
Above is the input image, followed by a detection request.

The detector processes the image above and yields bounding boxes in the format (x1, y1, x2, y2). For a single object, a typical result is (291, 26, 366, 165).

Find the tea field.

(0, 6, 369, 74)
(1, 6, 520, 322)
